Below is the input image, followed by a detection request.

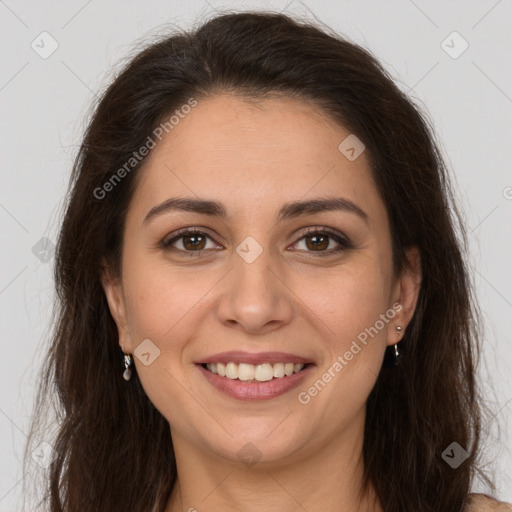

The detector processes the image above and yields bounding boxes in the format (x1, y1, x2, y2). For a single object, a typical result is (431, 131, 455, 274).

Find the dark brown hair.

(23, 10, 494, 512)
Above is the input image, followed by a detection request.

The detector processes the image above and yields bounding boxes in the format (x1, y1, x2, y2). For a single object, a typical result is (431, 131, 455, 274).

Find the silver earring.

(393, 325, 403, 365)
(123, 353, 133, 381)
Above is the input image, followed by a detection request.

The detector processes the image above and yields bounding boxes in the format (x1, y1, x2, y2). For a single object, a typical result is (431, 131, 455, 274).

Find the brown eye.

(304, 233, 330, 251)
(181, 233, 207, 251)
(161, 226, 351, 258)
(291, 227, 352, 255)
(162, 228, 220, 255)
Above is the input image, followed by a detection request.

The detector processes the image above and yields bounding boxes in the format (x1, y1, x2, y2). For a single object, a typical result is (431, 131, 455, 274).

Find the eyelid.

(296, 226, 351, 245)
(161, 226, 221, 249)
(161, 225, 352, 255)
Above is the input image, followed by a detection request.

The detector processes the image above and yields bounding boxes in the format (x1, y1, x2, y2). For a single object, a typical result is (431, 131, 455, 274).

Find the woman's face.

(102, 94, 420, 465)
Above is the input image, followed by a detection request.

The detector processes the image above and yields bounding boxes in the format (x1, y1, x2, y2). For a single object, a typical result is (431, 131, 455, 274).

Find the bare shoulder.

(466, 493, 512, 512)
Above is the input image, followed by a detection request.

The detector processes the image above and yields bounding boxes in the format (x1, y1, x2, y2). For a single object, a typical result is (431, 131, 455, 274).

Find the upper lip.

(197, 351, 313, 365)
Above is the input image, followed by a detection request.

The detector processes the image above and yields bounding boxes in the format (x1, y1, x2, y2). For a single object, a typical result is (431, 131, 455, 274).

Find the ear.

(386, 246, 422, 347)
(99, 258, 133, 353)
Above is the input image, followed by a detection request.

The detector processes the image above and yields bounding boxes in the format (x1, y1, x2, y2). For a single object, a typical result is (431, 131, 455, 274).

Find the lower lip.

(197, 364, 314, 401)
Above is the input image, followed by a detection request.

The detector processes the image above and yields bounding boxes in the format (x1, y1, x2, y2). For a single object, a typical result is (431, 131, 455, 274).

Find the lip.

(197, 362, 314, 401)
(196, 351, 313, 366)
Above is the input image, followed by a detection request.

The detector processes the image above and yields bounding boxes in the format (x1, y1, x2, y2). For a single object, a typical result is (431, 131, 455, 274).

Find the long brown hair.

(23, 11, 494, 512)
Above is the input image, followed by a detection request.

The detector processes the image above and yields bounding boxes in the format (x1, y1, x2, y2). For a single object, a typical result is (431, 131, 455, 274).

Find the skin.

(467, 495, 512, 512)
(101, 94, 422, 512)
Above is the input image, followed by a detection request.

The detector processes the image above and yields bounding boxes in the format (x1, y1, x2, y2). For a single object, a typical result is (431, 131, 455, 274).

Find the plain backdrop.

(1, 0, 511, 509)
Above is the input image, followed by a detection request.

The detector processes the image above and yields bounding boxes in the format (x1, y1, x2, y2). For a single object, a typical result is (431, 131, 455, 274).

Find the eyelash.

(160, 226, 352, 258)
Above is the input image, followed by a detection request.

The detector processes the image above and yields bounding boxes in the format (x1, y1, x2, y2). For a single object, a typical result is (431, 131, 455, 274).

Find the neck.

(164, 409, 382, 512)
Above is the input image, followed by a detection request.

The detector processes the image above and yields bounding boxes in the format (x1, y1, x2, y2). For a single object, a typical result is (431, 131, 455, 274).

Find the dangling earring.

(393, 325, 403, 366)
(123, 353, 133, 381)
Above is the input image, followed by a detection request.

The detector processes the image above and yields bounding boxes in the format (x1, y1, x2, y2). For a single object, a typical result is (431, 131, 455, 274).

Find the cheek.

(302, 260, 391, 347)
(300, 269, 390, 409)
(120, 254, 199, 418)
(301, 264, 391, 400)
(122, 248, 203, 342)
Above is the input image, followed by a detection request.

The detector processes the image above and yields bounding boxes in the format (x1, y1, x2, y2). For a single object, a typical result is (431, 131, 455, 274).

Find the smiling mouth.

(201, 362, 309, 382)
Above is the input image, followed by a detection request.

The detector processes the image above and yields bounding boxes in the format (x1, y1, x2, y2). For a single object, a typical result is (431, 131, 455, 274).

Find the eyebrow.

(142, 196, 369, 226)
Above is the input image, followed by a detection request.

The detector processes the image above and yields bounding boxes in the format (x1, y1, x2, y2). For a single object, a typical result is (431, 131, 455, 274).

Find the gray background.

(1, 0, 511, 509)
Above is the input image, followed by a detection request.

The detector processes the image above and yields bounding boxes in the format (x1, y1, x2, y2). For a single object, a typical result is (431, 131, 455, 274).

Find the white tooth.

(214, 362, 303, 379)
(284, 363, 294, 376)
(273, 362, 285, 378)
(206, 363, 213, 372)
(254, 363, 274, 381)
(238, 363, 255, 381)
(225, 362, 238, 379)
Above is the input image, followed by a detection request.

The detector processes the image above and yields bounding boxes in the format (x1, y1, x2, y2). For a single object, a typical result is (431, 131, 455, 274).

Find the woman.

(23, 10, 511, 512)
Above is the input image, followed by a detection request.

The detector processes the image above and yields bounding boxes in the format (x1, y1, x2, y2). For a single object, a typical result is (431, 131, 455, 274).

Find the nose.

(216, 242, 294, 335)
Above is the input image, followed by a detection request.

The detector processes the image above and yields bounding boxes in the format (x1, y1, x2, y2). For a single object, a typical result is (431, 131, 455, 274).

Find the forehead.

(154, 93, 356, 169)
(128, 94, 384, 223)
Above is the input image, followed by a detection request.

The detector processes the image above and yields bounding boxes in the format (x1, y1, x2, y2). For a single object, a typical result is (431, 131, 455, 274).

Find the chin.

(198, 417, 312, 466)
